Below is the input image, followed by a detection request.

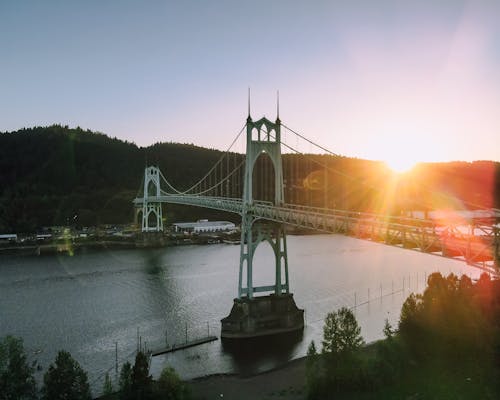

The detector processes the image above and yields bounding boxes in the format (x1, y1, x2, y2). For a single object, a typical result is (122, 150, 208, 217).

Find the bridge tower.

(141, 166, 163, 232)
(239, 115, 288, 298)
(221, 113, 304, 339)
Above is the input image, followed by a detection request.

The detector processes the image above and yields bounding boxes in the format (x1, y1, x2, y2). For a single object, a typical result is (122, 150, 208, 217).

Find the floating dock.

(150, 336, 218, 356)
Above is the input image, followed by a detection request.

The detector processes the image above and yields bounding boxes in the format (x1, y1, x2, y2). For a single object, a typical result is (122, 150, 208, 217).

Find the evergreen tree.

(118, 362, 132, 400)
(0, 335, 37, 400)
(103, 372, 113, 396)
(321, 307, 365, 392)
(383, 318, 395, 339)
(322, 307, 364, 354)
(131, 351, 152, 399)
(42, 350, 91, 400)
(305, 340, 321, 400)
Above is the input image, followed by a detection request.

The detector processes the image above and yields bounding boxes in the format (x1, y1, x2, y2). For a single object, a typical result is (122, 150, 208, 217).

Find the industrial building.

(172, 220, 236, 234)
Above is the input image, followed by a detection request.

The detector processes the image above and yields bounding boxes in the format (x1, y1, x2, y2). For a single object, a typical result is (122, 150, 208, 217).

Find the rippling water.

(0, 234, 482, 393)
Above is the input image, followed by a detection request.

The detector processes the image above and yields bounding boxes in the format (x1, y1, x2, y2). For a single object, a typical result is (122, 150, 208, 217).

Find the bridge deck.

(134, 195, 499, 274)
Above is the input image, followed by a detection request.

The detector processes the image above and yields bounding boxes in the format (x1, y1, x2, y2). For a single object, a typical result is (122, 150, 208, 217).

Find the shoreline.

(187, 356, 307, 400)
(0, 236, 233, 256)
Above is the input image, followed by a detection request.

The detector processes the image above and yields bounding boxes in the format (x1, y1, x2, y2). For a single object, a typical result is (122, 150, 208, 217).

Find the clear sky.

(1, 1, 499, 167)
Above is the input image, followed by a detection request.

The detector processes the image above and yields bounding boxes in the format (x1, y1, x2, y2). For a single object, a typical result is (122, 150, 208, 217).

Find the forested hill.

(0, 125, 499, 233)
(0, 125, 226, 232)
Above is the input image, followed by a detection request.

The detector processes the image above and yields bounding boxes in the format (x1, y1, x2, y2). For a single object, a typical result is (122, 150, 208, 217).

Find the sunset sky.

(1, 1, 499, 168)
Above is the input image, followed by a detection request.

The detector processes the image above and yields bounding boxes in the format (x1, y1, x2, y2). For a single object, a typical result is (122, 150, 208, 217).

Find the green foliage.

(103, 372, 113, 396)
(0, 335, 37, 400)
(307, 340, 317, 358)
(378, 272, 500, 397)
(305, 341, 321, 400)
(1, 125, 498, 233)
(154, 367, 189, 400)
(42, 350, 91, 400)
(307, 272, 500, 398)
(118, 362, 132, 399)
(305, 308, 370, 397)
(130, 351, 153, 399)
(383, 318, 395, 339)
(399, 272, 497, 360)
(0, 125, 238, 232)
(322, 307, 364, 354)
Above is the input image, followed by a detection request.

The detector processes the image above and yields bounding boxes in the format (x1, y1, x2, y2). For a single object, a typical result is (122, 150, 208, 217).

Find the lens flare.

(384, 158, 416, 174)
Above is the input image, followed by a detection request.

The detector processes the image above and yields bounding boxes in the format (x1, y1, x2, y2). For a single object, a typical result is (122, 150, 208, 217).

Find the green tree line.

(306, 272, 500, 399)
(0, 336, 188, 400)
(1, 125, 498, 233)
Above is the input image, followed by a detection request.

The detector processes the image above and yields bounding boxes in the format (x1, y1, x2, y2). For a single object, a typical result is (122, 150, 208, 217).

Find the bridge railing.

(133, 193, 498, 271)
(134, 194, 496, 238)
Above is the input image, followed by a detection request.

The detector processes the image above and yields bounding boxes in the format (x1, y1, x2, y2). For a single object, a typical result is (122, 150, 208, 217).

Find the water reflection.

(222, 330, 303, 376)
(143, 250, 164, 276)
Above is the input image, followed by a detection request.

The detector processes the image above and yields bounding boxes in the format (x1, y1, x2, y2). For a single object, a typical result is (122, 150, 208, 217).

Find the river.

(0, 234, 482, 393)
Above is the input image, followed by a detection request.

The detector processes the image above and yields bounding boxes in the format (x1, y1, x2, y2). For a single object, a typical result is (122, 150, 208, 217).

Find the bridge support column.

(221, 114, 303, 339)
(238, 218, 290, 298)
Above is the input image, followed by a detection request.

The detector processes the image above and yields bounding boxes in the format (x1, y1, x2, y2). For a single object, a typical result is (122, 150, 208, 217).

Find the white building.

(0, 234, 17, 243)
(172, 220, 236, 234)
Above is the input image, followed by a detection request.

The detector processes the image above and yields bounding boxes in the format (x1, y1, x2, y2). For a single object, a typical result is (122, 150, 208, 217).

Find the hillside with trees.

(0, 126, 232, 232)
(0, 125, 498, 233)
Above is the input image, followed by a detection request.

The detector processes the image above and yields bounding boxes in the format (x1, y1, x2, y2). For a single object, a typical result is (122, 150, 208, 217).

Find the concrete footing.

(221, 293, 304, 339)
(135, 232, 166, 248)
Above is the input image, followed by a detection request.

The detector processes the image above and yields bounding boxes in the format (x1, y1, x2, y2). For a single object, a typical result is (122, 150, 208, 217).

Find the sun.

(384, 157, 417, 174)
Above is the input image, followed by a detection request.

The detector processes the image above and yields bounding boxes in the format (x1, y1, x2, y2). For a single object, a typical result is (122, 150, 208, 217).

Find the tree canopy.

(322, 306, 364, 354)
(41, 350, 91, 400)
(0, 335, 37, 400)
(1, 125, 498, 233)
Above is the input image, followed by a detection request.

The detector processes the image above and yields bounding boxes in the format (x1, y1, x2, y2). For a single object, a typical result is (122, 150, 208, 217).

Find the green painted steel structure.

(134, 116, 500, 284)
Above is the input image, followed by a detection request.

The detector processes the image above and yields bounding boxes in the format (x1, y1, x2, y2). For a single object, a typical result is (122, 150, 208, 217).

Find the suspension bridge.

(133, 109, 499, 338)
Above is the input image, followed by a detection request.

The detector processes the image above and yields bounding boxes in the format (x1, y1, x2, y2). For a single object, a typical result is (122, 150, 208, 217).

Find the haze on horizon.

(1, 0, 499, 168)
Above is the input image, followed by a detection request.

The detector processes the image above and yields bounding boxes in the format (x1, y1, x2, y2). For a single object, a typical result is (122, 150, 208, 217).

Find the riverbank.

(0, 240, 137, 256)
(187, 357, 307, 400)
(0, 233, 239, 256)
(186, 340, 499, 400)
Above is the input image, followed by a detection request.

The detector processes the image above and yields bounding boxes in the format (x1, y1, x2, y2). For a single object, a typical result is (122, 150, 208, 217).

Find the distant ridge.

(0, 125, 498, 233)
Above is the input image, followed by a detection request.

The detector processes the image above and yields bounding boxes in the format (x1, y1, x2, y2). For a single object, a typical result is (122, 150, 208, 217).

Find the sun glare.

(385, 157, 417, 174)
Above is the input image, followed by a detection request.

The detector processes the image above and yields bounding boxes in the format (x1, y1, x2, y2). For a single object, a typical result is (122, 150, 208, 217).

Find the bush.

(154, 367, 189, 400)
